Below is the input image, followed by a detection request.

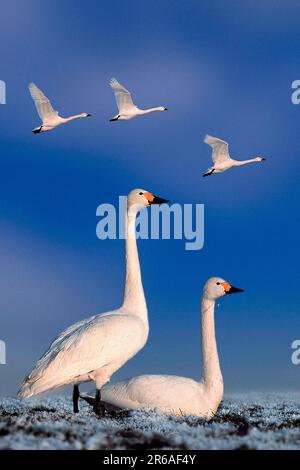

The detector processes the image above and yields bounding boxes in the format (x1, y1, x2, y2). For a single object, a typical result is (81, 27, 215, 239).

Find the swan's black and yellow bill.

(226, 285, 244, 294)
(221, 281, 244, 295)
(150, 195, 169, 205)
(144, 192, 169, 205)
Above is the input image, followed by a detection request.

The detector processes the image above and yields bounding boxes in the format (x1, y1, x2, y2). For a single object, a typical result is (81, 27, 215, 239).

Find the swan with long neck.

(18, 189, 169, 415)
(98, 277, 243, 418)
(29, 82, 91, 133)
(203, 134, 266, 176)
(109, 78, 168, 121)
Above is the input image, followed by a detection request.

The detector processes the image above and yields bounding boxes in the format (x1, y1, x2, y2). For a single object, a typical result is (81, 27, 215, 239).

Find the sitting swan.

(203, 134, 266, 176)
(97, 277, 243, 418)
(18, 189, 169, 415)
(29, 82, 91, 133)
(109, 78, 168, 121)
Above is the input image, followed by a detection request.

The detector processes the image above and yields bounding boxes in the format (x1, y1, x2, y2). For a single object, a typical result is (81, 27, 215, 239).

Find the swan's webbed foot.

(32, 126, 43, 134)
(203, 169, 215, 177)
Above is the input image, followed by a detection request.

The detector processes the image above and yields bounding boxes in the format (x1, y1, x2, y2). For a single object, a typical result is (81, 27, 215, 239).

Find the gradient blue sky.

(1, 0, 300, 395)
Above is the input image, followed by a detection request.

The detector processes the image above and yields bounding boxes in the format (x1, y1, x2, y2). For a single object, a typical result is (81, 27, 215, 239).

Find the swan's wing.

(204, 135, 231, 164)
(102, 375, 202, 412)
(109, 78, 137, 113)
(28, 83, 59, 122)
(19, 313, 142, 391)
(20, 314, 98, 384)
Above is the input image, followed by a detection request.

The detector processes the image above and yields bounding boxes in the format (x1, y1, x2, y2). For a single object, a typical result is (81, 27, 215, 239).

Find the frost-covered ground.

(0, 393, 300, 450)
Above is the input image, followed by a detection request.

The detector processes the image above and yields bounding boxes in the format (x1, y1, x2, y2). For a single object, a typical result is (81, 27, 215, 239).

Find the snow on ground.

(0, 392, 300, 450)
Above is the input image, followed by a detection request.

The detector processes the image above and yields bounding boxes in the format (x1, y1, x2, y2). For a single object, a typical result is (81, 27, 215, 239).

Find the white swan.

(109, 78, 168, 121)
(203, 135, 266, 176)
(29, 82, 91, 133)
(18, 189, 169, 415)
(97, 277, 243, 418)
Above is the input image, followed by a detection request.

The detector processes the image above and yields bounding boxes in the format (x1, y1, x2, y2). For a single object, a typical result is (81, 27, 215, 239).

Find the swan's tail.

(18, 373, 65, 399)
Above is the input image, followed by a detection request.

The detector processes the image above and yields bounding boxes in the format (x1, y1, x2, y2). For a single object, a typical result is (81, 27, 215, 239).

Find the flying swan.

(18, 189, 169, 415)
(109, 78, 168, 121)
(94, 277, 243, 418)
(203, 134, 266, 176)
(28, 82, 91, 133)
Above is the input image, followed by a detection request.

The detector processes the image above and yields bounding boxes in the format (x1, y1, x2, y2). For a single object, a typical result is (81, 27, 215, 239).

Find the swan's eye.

(216, 282, 220, 285)
(139, 192, 143, 195)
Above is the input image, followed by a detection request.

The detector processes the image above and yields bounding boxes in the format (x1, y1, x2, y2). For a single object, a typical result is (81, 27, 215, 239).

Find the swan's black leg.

(73, 384, 80, 413)
(94, 389, 105, 417)
(109, 115, 120, 122)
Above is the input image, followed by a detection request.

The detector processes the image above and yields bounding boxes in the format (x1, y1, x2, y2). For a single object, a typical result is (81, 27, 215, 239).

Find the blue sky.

(1, 0, 300, 395)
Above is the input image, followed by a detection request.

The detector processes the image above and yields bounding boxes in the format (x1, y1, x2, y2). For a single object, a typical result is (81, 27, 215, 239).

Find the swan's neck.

(201, 297, 223, 398)
(122, 212, 147, 321)
(140, 107, 162, 115)
(64, 114, 85, 123)
(234, 158, 258, 166)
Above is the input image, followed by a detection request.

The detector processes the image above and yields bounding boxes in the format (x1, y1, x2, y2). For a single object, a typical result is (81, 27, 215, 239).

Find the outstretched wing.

(28, 82, 59, 122)
(204, 135, 231, 164)
(109, 78, 137, 113)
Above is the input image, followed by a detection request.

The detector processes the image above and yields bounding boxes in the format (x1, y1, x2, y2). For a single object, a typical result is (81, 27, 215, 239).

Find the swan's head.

(82, 113, 91, 118)
(255, 156, 266, 162)
(203, 277, 244, 301)
(127, 189, 169, 215)
(159, 106, 168, 111)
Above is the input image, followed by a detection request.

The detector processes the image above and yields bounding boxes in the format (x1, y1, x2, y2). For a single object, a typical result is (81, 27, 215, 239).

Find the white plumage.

(109, 78, 168, 121)
(101, 277, 244, 418)
(203, 134, 266, 176)
(110, 78, 138, 114)
(19, 189, 169, 415)
(102, 375, 214, 417)
(204, 135, 230, 165)
(29, 83, 59, 122)
(29, 82, 91, 133)
(19, 312, 147, 398)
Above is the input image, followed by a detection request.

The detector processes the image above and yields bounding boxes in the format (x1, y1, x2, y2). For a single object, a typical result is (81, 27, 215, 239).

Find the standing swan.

(203, 135, 266, 176)
(18, 189, 169, 415)
(109, 78, 168, 121)
(98, 277, 243, 418)
(29, 82, 91, 133)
